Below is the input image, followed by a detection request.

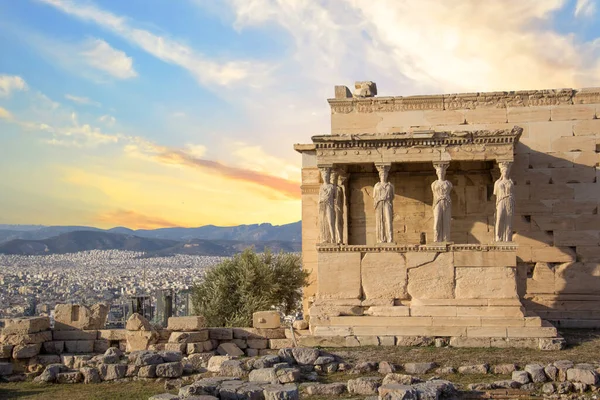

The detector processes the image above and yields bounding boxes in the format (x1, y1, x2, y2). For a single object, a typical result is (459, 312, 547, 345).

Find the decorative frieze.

(316, 244, 519, 253)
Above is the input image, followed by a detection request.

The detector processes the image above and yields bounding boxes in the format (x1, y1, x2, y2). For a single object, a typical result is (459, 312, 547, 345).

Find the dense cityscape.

(0, 250, 227, 324)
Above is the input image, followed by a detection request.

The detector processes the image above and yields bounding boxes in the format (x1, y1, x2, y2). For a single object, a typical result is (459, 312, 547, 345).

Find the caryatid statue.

(374, 164, 394, 243)
(331, 169, 345, 244)
(494, 161, 515, 242)
(318, 167, 336, 244)
(432, 162, 453, 242)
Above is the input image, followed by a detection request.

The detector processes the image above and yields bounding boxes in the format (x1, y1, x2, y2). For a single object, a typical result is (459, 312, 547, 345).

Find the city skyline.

(1, 0, 600, 229)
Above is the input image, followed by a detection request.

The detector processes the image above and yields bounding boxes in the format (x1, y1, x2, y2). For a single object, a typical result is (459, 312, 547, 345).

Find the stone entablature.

(316, 243, 518, 253)
(329, 87, 600, 114)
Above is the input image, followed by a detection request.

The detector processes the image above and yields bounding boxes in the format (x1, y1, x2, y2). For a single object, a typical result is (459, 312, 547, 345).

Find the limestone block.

(455, 267, 518, 299)
(529, 152, 574, 168)
(529, 184, 574, 200)
(551, 104, 596, 121)
(54, 303, 108, 331)
(1, 330, 52, 346)
(407, 253, 454, 299)
(551, 136, 596, 152)
(253, 311, 281, 329)
(551, 167, 596, 184)
(423, 110, 465, 125)
(555, 262, 600, 294)
(449, 337, 491, 348)
(168, 331, 209, 343)
(526, 263, 555, 294)
(456, 306, 524, 318)
(572, 151, 599, 167)
(0, 344, 12, 358)
(513, 232, 554, 247)
(553, 200, 597, 215)
(97, 329, 127, 341)
(209, 328, 233, 340)
(361, 252, 407, 301)
(64, 340, 94, 353)
(2, 317, 50, 335)
(364, 307, 410, 317)
(507, 107, 550, 123)
(164, 343, 186, 353)
(13, 343, 41, 359)
(515, 200, 552, 214)
(531, 216, 576, 231)
(454, 251, 516, 268)
(570, 183, 600, 202)
(377, 110, 427, 132)
(126, 313, 151, 331)
(296, 336, 346, 347)
(410, 306, 456, 317)
(466, 327, 507, 338)
(167, 316, 206, 331)
(268, 339, 294, 349)
(331, 112, 382, 134)
(312, 326, 352, 336)
(554, 230, 599, 246)
(576, 246, 600, 262)
(491, 337, 538, 349)
(464, 108, 507, 124)
(53, 330, 97, 341)
(506, 326, 557, 338)
(317, 252, 361, 299)
(532, 247, 576, 263)
(573, 119, 600, 136)
(126, 330, 158, 352)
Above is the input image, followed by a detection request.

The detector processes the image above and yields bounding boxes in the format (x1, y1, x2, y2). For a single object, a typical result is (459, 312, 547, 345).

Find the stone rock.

(43, 341, 64, 355)
(0, 363, 14, 376)
(0, 344, 13, 358)
(99, 364, 127, 381)
(156, 362, 183, 378)
(347, 377, 382, 395)
(378, 361, 396, 374)
(138, 365, 157, 378)
(404, 362, 436, 374)
(126, 330, 158, 352)
(219, 360, 245, 378)
(263, 384, 299, 400)
(164, 379, 182, 391)
(544, 364, 558, 381)
(413, 380, 456, 400)
(64, 340, 94, 353)
(217, 343, 244, 357)
(305, 382, 346, 396)
(493, 364, 517, 374)
(383, 373, 419, 385)
(378, 383, 417, 400)
(254, 355, 281, 369)
(573, 382, 588, 393)
(159, 351, 183, 363)
(520, 383, 536, 391)
(313, 355, 334, 366)
(149, 394, 180, 400)
(1, 331, 52, 346)
(436, 366, 456, 375)
(467, 383, 493, 391)
(434, 338, 448, 348)
(99, 354, 120, 364)
(555, 360, 574, 381)
(80, 367, 101, 384)
(291, 347, 319, 365)
(136, 352, 164, 366)
(56, 371, 83, 384)
(292, 320, 308, 330)
(352, 361, 378, 374)
(458, 364, 488, 374)
(556, 381, 574, 394)
(187, 352, 213, 371)
(13, 343, 41, 359)
(54, 303, 107, 331)
(247, 338, 268, 350)
(566, 368, 598, 385)
(209, 328, 233, 340)
(277, 348, 295, 365)
(542, 382, 555, 394)
(492, 380, 520, 389)
(37, 355, 61, 366)
(167, 316, 206, 331)
(105, 347, 123, 358)
(276, 367, 301, 383)
(539, 337, 566, 351)
(94, 339, 110, 354)
(253, 311, 281, 329)
(249, 368, 278, 383)
(512, 370, 531, 384)
(126, 313, 151, 331)
(525, 364, 547, 383)
(207, 355, 232, 373)
(169, 331, 209, 344)
(3, 317, 50, 335)
(396, 336, 434, 347)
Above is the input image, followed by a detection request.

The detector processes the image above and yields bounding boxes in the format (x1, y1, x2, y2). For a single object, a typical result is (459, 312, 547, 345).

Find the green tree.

(191, 248, 309, 327)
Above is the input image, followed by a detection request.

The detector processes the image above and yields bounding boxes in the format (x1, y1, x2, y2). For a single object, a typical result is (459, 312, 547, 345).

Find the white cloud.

(38, 0, 267, 88)
(79, 38, 136, 79)
(0, 75, 27, 97)
(65, 94, 101, 107)
(575, 0, 596, 17)
(99, 114, 116, 126)
(0, 106, 13, 120)
(185, 144, 207, 158)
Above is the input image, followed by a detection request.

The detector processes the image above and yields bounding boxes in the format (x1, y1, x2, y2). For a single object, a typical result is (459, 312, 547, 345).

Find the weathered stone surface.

(305, 382, 346, 396)
(525, 364, 547, 383)
(126, 313, 152, 331)
(169, 330, 208, 343)
(361, 252, 408, 300)
(217, 343, 244, 357)
(135, 352, 164, 366)
(156, 362, 183, 378)
(249, 367, 278, 383)
(97, 329, 127, 341)
(64, 340, 94, 353)
(493, 364, 517, 374)
(317, 252, 361, 299)
(54, 303, 108, 331)
(80, 367, 101, 384)
(492, 380, 520, 389)
(455, 267, 518, 299)
(247, 338, 268, 350)
(276, 367, 301, 383)
(167, 316, 206, 331)
(137, 364, 157, 378)
(253, 311, 281, 329)
(512, 370, 531, 384)
(263, 384, 299, 400)
(56, 371, 83, 384)
(291, 347, 319, 365)
(458, 364, 489, 374)
(1, 331, 52, 346)
(404, 362, 436, 374)
(219, 360, 245, 378)
(566, 368, 598, 385)
(0, 362, 13, 376)
(2, 317, 50, 334)
(347, 377, 382, 395)
(396, 336, 434, 347)
(378, 383, 418, 400)
(544, 364, 558, 381)
(98, 364, 127, 381)
(207, 355, 232, 373)
(209, 328, 233, 340)
(407, 253, 454, 299)
(159, 351, 183, 363)
(292, 320, 308, 331)
(0, 344, 13, 358)
(52, 330, 97, 341)
(148, 394, 180, 400)
(12, 343, 41, 359)
(378, 361, 396, 374)
(186, 352, 213, 370)
(126, 330, 158, 352)
(382, 373, 419, 385)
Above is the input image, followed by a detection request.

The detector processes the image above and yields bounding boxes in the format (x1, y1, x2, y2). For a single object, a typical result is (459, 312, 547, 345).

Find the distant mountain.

(0, 222, 301, 244)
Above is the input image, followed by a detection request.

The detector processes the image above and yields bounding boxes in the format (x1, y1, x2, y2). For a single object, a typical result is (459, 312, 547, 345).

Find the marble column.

(432, 162, 452, 242)
(494, 161, 515, 242)
(318, 166, 336, 244)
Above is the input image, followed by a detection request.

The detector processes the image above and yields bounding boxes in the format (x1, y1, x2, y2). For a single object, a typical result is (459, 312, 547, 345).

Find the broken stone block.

(2, 317, 50, 335)
(378, 383, 418, 400)
(167, 316, 206, 331)
(263, 383, 299, 400)
(54, 303, 108, 331)
(458, 364, 489, 374)
(126, 313, 152, 331)
(81, 367, 101, 384)
(126, 330, 158, 352)
(0, 345, 13, 358)
(0, 363, 13, 376)
(217, 343, 244, 357)
(169, 330, 209, 343)
(207, 355, 232, 373)
(12, 343, 41, 359)
(253, 311, 281, 329)
(305, 382, 346, 396)
(156, 362, 183, 378)
(64, 340, 94, 353)
(56, 371, 83, 384)
(292, 320, 308, 331)
(209, 328, 233, 340)
(404, 362, 436, 374)
(347, 377, 382, 395)
(98, 364, 127, 381)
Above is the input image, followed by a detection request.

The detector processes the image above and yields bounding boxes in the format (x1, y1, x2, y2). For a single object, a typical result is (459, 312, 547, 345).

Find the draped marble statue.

(373, 164, 394, 243)
(432, 162, 453, 242)
(332, 169, 345, 244)
(494, 161, 515, 242)
(318, 167, 336, 243)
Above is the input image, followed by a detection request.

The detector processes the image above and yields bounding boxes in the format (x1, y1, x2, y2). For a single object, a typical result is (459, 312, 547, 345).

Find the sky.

(0, 0, 599, 229)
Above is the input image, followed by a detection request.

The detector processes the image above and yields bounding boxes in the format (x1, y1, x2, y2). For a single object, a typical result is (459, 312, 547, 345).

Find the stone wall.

(299, 87, 600, 326)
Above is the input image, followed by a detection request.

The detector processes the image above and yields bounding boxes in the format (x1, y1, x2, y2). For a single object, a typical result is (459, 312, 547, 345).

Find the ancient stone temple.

(294, 82, 600, 349)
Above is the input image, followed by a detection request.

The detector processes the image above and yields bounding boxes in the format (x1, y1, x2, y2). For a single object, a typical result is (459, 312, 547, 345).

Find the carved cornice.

(317, 243, 518, 253)
(301, 185, 320, 195)
(328, 88, 586, 114)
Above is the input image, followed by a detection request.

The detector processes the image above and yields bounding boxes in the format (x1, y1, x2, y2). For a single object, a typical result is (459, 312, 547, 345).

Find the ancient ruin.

(294, 83, 600, 349)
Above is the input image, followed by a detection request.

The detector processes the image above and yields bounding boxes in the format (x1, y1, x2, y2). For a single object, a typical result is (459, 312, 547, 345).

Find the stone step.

(325, 316, 542, 327)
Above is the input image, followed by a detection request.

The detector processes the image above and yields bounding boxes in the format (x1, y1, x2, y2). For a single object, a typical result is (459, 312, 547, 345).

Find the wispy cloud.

(0, 75, 27, 97)
(80, 38, 136, 79)
(64, 94, 101, 106)
(575, 0, 596, 17)
(38, 0, 267, 88)
(0, 106, 13, 120)
(98, 114, 116, 126)
(95, 209, 179, 229)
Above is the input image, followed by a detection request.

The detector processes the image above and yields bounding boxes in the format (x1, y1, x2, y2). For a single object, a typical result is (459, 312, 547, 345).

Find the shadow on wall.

(345, 143, 600, 327)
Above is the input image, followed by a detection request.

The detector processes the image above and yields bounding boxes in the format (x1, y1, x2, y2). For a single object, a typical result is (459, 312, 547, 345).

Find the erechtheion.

(294, 82, 600, 349)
